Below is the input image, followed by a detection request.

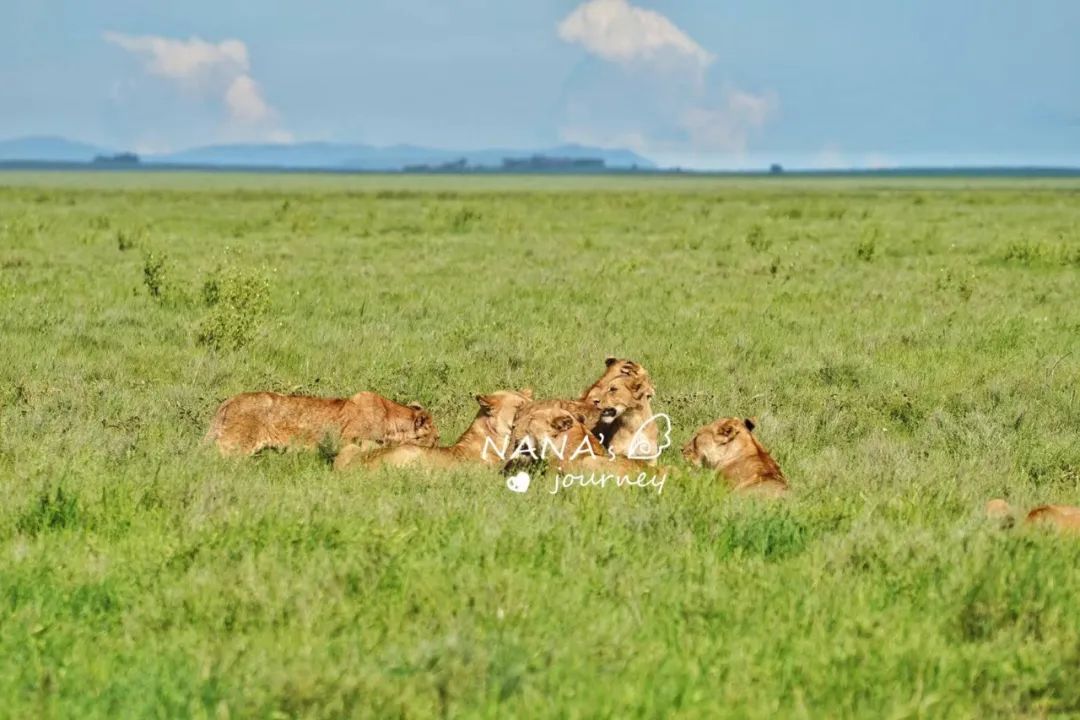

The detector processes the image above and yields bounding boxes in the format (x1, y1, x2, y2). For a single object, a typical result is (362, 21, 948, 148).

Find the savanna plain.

(1, 172, 1079, 719)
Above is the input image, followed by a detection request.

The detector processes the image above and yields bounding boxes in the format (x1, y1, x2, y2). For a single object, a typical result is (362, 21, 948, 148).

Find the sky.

(3, 0, 1079, 169)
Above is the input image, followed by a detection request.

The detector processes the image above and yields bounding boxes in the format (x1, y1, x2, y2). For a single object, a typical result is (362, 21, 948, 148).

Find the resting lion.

(205, 390, 438, 456)
(682, 417, 789, 497)
(504, 400, 648, 476)
(986, 499, 1080, 533)
(334, 389, 533, 470)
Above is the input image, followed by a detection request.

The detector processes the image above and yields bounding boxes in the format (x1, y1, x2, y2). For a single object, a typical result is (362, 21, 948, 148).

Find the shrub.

(142, 251, 168, 299)
(197, 262, 271, 350)
(746, 223, 770, 251)
(855, 237, 876, 261)
(116, 228, 140, 251)
(856, 226, 880, 261)
(17, 485, 80, 536)
(1003, 241, 1039, 263)
(448, 207, 481, 233)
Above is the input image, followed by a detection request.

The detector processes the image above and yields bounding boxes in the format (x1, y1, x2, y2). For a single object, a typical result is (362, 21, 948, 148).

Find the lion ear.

(408, 402, 424, 411)
(519, 388, 534, 400)
(743, 418, 756, 432)
(475, 394, 493, 410)
(552, 415, 574, 432)
(605, 356, 618, 367)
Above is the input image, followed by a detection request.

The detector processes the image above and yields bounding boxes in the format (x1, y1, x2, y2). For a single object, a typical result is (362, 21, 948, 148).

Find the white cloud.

(680, 90, 779, 153)
(558, 0, 713, 70)
(557, 1, 776, 162)
(104, 32, 287, 141)
(224, 75, 270, 125)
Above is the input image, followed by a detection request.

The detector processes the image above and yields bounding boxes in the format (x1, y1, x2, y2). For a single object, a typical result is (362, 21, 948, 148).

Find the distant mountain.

(151, 141, 654, 170)
(0, 136, 655, 170)
(154, 142, 375, 168)
(0, 136, 111, 162)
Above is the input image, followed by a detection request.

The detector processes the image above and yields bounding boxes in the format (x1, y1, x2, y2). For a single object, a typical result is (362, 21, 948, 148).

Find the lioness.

(205, 390, 438, 456)
(504, 400, 647, 476)
(682, 417, 789, 497)
(985, 499, 1080, 533)
(334, 388, 533, 470)
(591, 373, 659, 463)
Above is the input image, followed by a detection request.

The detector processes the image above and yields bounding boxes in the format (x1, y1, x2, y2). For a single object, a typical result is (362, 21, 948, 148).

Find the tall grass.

(1, 175, 1079, 717)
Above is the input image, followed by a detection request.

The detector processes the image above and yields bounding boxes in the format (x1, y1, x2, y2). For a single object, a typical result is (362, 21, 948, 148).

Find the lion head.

(592, 374, 655, 424)
(507, 399, 597, 459)
(475, 388, 533, 441)
(681, 417, 759, 468)
(581, 356, 650, 404)
(387, 402, 440, 447)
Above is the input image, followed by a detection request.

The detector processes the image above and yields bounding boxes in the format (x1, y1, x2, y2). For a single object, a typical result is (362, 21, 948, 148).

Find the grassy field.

(1, 172, 1079, 718)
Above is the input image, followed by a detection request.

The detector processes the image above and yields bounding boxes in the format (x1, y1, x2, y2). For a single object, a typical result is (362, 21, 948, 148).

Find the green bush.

(196, 262, 271, 350)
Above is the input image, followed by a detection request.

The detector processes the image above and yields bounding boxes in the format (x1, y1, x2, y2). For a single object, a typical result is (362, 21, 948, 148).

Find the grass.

(1, 172, 1080, 718)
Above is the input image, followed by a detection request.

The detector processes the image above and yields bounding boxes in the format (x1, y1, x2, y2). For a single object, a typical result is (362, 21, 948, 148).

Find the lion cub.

(581, 356, 659, 462)
(205, 390, 438, 456)
(986, 499, 1080, 534)
(334, 389, 533, 470)
(591, 374, 659, 463)
(682, 417, 789, 497)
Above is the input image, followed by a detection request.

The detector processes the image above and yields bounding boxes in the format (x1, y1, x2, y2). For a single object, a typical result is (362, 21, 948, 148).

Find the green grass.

(2, 172, 1080, 718)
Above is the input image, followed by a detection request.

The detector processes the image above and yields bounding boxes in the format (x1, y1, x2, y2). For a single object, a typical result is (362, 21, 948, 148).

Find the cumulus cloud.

(557, 1, 776, 161)
(558, 0, 713, 70)
(104, 32, 288, 141)
(223, 74, 271, 125)
(680, 90, 779, 153)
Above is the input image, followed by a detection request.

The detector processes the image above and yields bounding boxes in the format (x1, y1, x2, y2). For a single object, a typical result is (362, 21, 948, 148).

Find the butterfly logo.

(626, 413, 673, 461)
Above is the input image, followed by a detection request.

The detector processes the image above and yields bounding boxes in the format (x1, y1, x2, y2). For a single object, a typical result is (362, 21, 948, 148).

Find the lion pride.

(682, 417, 789, 497)
(205, 390, 438, 456)
(334, 389, 533, 470)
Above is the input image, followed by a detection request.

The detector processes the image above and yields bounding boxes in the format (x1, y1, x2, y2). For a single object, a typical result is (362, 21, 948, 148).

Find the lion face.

(508, 400, 592, 456)
(389, 403, 440, 447)
(681, 417, 756, 468)
(581, 356, 649, 405)
(593, 374, 655, 424)
(476, 388, 533, 440)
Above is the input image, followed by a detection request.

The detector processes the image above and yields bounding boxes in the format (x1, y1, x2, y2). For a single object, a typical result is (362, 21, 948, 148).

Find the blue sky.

(3, 0, 1079, 168)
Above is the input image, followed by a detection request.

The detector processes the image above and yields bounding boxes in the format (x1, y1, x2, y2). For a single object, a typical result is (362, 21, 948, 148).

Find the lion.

(334, 388, 533, 470)
(504, 400, 647, 476)
(205, 390, 438, 456)
(681, 417, 789, 497)
(985, 499, 1080, 533)
(591, 373, 659, 463)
